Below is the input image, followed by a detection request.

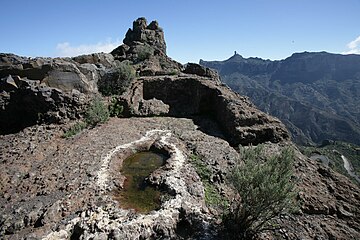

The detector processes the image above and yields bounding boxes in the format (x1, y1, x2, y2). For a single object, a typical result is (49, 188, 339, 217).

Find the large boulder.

(0, 53, 120, 133)
(0, 75, 87, 134)
(183, 63, 221, 82)
(42, 59, 98, 93)
(0, 53, 51, 80)
(0, 53, 118, 94)
(72, 53, 117, 68)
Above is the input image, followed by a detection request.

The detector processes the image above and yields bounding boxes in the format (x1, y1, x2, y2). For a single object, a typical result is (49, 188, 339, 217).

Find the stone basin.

(115, 151, 168, 213)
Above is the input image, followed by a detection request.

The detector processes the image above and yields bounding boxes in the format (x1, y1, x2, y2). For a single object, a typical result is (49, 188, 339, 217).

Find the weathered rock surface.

(0, 52, 119, 133)
(111, 18, 182, 76)
(183, 63, 221, 82)
(0, 52, 117, 93)
(0, 75, 87, 134)
(1, 17, 360, 240)
(118, 74, 289, 146)
(0, 118, 225, 239)
(123, 17, 166, 54)
(1, 118, 359, 239)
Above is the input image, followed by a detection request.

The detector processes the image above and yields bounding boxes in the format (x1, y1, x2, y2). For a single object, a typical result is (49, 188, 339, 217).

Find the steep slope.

(200, 52, 360, 145)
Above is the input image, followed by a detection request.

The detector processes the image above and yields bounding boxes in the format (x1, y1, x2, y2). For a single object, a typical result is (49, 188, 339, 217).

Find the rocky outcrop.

(0, 53, 119, 133)
(111, 17, 166, 59)
(111, 18, 182, 76)
(123, 17, 166, 54)
(0, 53, 118, 93)
(72, 53, 117, 68)
(183, 63, 221, 82)
(118, 74, 289, 146)
(0, 75, 87, 134)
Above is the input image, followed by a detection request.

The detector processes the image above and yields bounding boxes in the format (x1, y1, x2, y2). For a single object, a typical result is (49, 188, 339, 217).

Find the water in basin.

(117, 151, 167, 213)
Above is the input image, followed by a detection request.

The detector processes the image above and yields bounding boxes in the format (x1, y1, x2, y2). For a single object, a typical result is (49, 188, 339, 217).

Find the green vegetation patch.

(109, 97, 124, 117)
(62, 97, 110, 138)
(85, 97, 109, 127)
(223, 145, 297, 239)
(137, 45, 154, 61)
(190, 154, 227, 207)
(98, 61, 136, 96)
(62, 122, 87, 138)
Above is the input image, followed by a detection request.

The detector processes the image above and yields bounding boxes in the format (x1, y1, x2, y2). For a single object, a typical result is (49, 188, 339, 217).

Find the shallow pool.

(116, 151, 167, 213)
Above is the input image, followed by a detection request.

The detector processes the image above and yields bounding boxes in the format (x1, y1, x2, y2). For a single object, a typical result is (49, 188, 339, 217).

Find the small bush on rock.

(98, 61, 136, 96)
(85, 97, 109, 127)
(137, 45, 154, 61)
(62, 122, 87, 138)
(109, 97, 124, 117)
(223, 145, 296, 239)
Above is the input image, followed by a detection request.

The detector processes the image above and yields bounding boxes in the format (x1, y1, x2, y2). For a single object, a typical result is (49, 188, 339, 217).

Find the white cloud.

(347, 36, 360, 49)
(343, 35, 360, 55)
(55, 38, 122, 57)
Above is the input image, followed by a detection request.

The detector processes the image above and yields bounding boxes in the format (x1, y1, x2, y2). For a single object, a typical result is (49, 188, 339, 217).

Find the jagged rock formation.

(0, 75, 87, 134)
(200, 52, 360, 145)
(0, 18, 359, 240)
(111, 17, 182, 76)
(123, 17, 167, 54)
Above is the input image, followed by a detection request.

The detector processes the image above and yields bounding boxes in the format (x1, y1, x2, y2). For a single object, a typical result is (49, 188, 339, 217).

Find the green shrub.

(98, 61, 136, 96)
(137, 45, 154, 61)
(62, 122, 87, 138)
(168, 69, 179, 75)
(85, 97, 109, 127)
(223, 145, 296, 239)
(109, 97, 124, 117)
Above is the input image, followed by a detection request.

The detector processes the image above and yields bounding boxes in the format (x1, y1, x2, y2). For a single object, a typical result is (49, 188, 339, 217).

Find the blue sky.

(1, 0, 360, 63)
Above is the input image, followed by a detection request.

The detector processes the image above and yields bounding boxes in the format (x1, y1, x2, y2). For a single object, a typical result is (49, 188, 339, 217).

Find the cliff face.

(0, 18, 359, 239)
(200, 52, 360, 145)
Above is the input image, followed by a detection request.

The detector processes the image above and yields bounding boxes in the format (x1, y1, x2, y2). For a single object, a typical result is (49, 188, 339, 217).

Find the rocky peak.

(111, 17, 182, 76)
(123, 17, 166, 54)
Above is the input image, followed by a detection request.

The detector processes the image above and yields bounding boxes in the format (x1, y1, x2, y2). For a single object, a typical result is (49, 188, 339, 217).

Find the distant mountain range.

(200, 52, 360, 145)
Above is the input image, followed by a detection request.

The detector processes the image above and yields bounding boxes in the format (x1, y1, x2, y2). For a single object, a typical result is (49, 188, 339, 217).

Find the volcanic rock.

(183, 63, 221, 82)
(118, 74, 290, 146)
(123, 17, 166, 54)
(0, 52, 120, 133)
(0, 75, 87, 134)
(0, 17, 359, 240)
(111, 18, 182, 76)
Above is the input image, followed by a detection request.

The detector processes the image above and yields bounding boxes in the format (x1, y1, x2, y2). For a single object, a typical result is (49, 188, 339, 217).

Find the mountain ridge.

(200, 51, 360, 145)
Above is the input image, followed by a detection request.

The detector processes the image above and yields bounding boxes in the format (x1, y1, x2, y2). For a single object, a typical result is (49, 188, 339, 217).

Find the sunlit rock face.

(123, 17, 167, 55)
